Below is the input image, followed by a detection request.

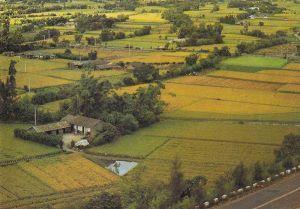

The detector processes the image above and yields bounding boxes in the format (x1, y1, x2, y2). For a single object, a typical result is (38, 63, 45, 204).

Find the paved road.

(215, 172, 300, 209)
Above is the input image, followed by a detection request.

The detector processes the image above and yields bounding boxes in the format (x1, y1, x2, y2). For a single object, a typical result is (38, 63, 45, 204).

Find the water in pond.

(106, 161, 138, 176)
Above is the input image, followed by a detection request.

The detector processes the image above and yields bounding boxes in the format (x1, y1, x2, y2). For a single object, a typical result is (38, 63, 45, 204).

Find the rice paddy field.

(91, 60, 300, 184)
(0, 153, 117, 209)
(0, 123, 58, 162)
(220, 55, 288, 72)
(1, 0, 300, 207)
(0, 55, 129, 89)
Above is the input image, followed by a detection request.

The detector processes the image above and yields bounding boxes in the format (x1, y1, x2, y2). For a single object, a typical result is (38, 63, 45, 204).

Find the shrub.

(123, 77, 135, 86)
(92, 123, 120, 145)
(14, 128, 61, 147)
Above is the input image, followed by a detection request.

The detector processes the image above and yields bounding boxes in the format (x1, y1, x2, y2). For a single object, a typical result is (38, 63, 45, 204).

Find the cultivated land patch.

(140, 138, 276, 184)
(283, 63, 300, 71)
(0, 153, 117, 204)
(258, 70, 300, 77)
(167, 75, 282, 91)
(220, 55, 288, 72)
(87, 135, 168, 158)
(208, 70, 300, 85)
(0, 123, 58, 162)
(108, 63, 300, 183)
(0, 55, 128, 89)
(277, 84, 300, 94)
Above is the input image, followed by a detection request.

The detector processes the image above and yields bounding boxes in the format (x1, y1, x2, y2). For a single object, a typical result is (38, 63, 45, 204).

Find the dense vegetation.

(14, 128, 62, 147)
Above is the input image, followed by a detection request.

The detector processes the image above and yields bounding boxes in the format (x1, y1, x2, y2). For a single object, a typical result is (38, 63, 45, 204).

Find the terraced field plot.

(258, 70, 300, 77)
(283, 63, 300, 71)
(277, 84, 300, 94)
(220, 55, 288, 71)
(167, 75, 282, 91)
(0, 55, 129, 89)
(209, 70, 300, 85)
(0, 123, 58, 162)
(0, 154, 117, 204)
(163, 83, 300, 108)
(88, 135, 168, 158)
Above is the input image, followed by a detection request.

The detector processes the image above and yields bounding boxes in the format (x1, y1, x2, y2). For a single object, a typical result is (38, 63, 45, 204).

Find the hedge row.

(14, 128, 62, 147)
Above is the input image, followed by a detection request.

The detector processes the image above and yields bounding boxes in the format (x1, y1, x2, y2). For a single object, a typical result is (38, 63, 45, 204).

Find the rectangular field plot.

(163, 83, 300, 108)
(167, 76, 282, 91)
(179, 98, 299, 115)
(39, 69, 127, 81)
(87, 135, 168, 158)
(0, 165, 55, 202)
(220, 55, 287, 71)
(139, 138, 275, 183)
(283, 63, 300, 71)
(0, 56, 68, 73)
(0, 123, 58, 162)
(164, 110, 300, 123)
(258, 70, 300, 77)
(208, 70, 300, 85)
(0, 154, 117, 203)
(135, 120, 300, 146)
(277, 84, 300, 94)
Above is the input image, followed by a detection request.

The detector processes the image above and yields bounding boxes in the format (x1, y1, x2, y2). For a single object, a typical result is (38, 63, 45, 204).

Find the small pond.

(106, 161, 138, 176)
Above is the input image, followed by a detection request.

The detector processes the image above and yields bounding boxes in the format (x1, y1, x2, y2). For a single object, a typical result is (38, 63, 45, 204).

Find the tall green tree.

(0, 60, 17, 120)
(71, 74, 112, 117)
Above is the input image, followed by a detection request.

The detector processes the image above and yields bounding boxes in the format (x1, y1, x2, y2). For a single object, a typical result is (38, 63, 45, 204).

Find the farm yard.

(0, 0, 300, 208)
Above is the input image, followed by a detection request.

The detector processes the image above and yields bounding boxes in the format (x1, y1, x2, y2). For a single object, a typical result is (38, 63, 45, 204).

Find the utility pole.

(34, 106, 37, 126)
(28, 78, 31, 93)
(128, 42, 131, 55)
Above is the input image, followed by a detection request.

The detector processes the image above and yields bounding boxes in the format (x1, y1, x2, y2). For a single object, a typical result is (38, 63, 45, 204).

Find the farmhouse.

(29, 114, 103, 138)
(61, 114, 103, 136)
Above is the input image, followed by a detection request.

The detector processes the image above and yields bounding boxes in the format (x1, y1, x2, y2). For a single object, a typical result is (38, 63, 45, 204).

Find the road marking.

(253, 187, 300, 209)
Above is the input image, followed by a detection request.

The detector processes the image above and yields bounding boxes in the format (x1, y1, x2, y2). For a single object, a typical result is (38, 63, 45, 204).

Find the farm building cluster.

(28, 114, 103, 140)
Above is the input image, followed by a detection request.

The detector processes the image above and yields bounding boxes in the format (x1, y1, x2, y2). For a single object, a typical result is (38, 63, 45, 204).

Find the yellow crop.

(278, 84, 300, 93)
(209, 70, 300, 84)
(168, 75, 281, 91)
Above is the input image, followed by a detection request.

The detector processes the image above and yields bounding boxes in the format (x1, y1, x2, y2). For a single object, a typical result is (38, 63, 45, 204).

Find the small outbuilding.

(28, 121, 71, 135)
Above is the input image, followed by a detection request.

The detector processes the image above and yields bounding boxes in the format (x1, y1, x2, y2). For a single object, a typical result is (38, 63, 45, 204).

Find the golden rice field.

(136, 138, 276, 184)
(208, 70, 300, 84)
(163, 83, 300, 108)
(167, 75, 282, 91)
(0, 154, 117, 203)
(283, 63, 300, 71)
(102, 64, 300, 183)
(179, 98, 299, 115)
(258, 70, 300, 77)
(277, 84, 300, 94)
